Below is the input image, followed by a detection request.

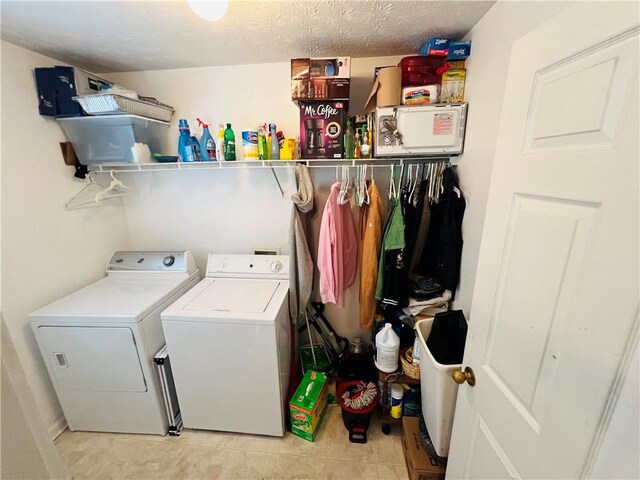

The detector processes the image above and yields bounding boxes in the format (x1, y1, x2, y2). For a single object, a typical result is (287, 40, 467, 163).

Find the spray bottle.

(344, 119, 354, 159)
(197, 118, 216, 161)
(216, 123, 225, 161)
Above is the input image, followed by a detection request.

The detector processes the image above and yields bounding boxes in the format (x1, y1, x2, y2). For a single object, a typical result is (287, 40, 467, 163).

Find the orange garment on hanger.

(358, 182, 385, 331)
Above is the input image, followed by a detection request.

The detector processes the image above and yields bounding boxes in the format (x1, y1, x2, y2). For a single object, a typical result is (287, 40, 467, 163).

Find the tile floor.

(54, 406, 409, 480)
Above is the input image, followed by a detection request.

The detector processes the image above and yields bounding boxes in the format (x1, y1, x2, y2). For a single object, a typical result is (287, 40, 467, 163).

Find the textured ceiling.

(1, 0, 494, 73)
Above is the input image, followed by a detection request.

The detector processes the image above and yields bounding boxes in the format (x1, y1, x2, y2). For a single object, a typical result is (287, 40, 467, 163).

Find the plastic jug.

(177, 119, 195, 163)
(374, 323, 400, 373)
(269, 123, 280, 160)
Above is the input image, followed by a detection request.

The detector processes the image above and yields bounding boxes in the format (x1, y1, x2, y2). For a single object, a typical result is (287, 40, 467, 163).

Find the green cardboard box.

(289, 370, 328, 442)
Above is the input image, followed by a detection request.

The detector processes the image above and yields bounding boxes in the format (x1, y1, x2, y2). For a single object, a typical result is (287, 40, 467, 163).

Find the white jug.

(374, 323, 400, 373)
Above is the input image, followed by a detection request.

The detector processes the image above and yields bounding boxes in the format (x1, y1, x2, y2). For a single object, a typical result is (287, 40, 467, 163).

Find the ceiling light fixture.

(187, 0, 228, 22)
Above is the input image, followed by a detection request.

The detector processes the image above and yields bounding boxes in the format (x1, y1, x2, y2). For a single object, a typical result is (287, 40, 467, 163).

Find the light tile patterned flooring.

(55, 406, 409, 480)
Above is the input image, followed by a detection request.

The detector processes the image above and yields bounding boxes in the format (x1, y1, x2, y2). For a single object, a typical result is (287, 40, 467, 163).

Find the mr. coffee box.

(299, 101, 347, 159)
(289, 370, 328, 442)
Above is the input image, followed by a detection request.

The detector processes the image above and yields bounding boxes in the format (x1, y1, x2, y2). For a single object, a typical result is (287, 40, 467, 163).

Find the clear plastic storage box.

(58, 114, 170, 165)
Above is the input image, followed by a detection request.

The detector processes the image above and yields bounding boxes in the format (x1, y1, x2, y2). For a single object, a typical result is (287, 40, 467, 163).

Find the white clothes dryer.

(30, 251, 199, 435)
(161, 254, 290, 437)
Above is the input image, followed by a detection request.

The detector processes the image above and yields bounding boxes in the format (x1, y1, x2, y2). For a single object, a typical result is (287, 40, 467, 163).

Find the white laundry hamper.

(415, 316, 467, 457)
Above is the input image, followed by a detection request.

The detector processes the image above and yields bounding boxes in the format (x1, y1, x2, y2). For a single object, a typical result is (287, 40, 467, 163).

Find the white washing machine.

(161, 254, 290, 437)
(30, 251, 199, 435)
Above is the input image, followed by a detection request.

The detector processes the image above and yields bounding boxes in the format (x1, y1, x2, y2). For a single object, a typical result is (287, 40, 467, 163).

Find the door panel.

(485, 194, 597, 419)
(466, 414, 520, 480)
(37, 326, 146, 392)
(447, 3, 638, 479)
(524, 31, 638, 152)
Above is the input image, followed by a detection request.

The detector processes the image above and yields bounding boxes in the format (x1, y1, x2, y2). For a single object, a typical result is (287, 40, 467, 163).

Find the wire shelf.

(89, 157, 454, 173)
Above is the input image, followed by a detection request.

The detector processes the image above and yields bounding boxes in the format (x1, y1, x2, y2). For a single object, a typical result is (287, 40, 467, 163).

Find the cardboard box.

(34, 66, 112, 117)
(418, 37, 451, 57)
(402, 417, 446, 480)
(441, 69, 466, 103)
(34, 68, 58, 116)
(291, 57, 351, 101)
(447, 41, 472, 60)
(299, 101, 347, 159)
(290, 371, 328, 442)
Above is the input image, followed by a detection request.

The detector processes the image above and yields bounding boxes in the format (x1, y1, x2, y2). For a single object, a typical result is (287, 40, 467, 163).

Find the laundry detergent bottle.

(374, 323, 400, 373)
(197, 118, 216, 161)
(177, 119, 195, 163)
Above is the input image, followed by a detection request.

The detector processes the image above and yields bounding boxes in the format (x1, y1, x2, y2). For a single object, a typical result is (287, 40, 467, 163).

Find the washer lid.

(161, 278, 288, 325)
(29, 273, 197, 323)
(185, 279, 279, 313)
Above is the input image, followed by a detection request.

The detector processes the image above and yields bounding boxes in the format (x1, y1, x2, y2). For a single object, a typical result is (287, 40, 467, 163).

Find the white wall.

(1, 41, 132, 435)
(106, 55, 405, 342)
(453, 1, 571, 316)
(2, 320, 68, 479)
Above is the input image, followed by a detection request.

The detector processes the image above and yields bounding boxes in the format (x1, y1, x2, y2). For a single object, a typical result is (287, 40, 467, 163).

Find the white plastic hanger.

(337, 165, 351, 205)
(388, 165, 397, 200)
(95, 171, 133, 202)
(355, 165, 362, 207)
(65, 174, 109, 210)
(66, 171, 134, 210)
(398, 163, 405, 197)
(361, 165, 370, 205)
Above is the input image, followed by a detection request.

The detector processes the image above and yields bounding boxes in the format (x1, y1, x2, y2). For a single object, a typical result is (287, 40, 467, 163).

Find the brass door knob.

(452, 366, 476, 386)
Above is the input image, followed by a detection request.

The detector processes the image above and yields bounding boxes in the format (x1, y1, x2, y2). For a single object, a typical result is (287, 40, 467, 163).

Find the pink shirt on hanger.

(318, 182, 357, 307)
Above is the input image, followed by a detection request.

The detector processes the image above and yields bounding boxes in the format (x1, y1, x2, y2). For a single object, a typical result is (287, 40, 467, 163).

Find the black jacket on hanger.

(417, 167, 465, 297)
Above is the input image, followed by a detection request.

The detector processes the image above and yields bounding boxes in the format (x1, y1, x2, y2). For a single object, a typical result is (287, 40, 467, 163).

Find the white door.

(37, 326, 147, 392)
(447, 4, 639, 479)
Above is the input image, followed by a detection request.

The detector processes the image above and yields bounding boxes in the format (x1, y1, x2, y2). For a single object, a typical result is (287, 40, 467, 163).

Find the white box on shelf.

(375, 103, 467, 157)
(58, 114, 169, 165)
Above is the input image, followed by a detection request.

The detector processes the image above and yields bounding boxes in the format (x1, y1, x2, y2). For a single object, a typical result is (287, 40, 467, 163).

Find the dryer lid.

(29, 273, 197, 323)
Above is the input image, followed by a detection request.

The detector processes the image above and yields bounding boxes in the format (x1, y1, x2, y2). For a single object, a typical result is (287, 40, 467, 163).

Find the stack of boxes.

(291, 57, 350, 159)
(34, 66, 112, 117)
(418, 37, 471, 104)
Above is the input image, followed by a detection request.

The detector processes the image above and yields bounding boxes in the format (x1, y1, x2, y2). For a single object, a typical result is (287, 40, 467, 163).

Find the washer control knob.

(163, 255, 175, 267)
(270, 261, 283, 273)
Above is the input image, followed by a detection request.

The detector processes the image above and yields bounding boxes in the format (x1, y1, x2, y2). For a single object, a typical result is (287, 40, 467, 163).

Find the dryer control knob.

(163, 255, 175, 267)
(270, 261, 283, 273)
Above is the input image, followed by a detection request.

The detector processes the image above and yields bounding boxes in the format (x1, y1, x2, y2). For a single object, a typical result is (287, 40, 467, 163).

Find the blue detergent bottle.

(197, 118, 216, 161)
(178, 119, 195, 162)
(190, 129, 202, 162)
